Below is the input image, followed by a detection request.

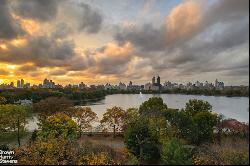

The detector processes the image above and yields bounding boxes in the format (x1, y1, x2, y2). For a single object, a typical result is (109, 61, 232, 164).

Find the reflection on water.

(27, 94, 249, 131)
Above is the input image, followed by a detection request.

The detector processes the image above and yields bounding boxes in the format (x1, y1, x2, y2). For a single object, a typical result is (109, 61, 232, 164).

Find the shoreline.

(105, 91, 249, 98)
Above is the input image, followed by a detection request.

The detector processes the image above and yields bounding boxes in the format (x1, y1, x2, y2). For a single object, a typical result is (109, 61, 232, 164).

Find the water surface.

(26, 94, 249, 131)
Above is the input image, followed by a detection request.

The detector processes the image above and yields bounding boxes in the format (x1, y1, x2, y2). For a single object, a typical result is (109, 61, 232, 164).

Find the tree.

(161, 138, 193, 165)
(0, 96, 7, 104)
(100, 106, 126, 137)
(70, 107, 98, 137)
(163, 100, 218, 145)
(139, 97, 168, 117)
(78, 153, 115, 165)
(124, 118, 160, 164)
(185, 99, 212, 116)
(34, 97, 73, 121)
(183, 99, 217, 144)
(0, 104, 28, 147)
(15, 138, 79, 165)
(37, 112, 78, 140)
(123, 108, 140, 130)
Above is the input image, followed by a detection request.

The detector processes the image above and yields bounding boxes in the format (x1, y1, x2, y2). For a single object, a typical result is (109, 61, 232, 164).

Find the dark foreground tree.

(124, 118, 160, 164)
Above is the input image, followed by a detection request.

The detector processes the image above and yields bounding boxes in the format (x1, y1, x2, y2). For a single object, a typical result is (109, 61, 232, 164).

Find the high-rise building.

(215, 79, 218, 88)
(20, 79, 24, 88)
(157, 76, 160, 85)
(152, 77, 155, 84)
(17, 80, 21, 88)
(129, 81, 132, 87)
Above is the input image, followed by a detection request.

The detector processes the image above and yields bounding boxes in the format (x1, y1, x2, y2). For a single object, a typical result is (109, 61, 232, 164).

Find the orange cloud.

(166, 0, 202, 43)
(12, 14, 40, 35)
(0, 44, 8, 50)
(98, 42, 134, 58)
(105, 42, 133, 56)
(10, 38, 27, 46)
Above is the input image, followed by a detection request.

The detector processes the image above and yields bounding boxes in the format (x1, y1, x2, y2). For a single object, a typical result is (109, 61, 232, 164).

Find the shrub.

(161, 138, 193, 165)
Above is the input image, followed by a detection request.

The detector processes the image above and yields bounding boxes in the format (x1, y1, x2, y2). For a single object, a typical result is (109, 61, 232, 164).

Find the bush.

(223, 150, 249, 165)
(78, 152, 115, 165)
(193, 145, 249, 165)
(161, 138, 193, 165)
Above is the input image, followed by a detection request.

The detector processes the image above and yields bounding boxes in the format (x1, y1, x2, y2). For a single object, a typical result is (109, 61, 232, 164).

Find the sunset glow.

(0, 0, 249, 86)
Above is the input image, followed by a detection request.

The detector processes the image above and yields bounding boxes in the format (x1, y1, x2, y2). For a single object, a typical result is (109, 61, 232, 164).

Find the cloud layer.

(0, 0, 249, 85)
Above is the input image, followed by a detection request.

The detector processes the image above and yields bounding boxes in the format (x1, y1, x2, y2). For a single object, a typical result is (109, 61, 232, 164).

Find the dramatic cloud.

(68, 2, 103, 34)
(115, 24, 166, 52)
(0, 0, 248, 85)
(114, 0, 249, 84)
(13, 0, 62, 22)
(79, 3, 103, 33)
(166, 0, 202, 45)
(0, 35, 77, 67)
(87, 42, 134, 75)
(0, 0, 24, 39)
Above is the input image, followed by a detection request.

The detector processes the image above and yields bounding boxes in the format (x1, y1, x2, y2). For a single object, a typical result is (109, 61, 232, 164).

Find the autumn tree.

(0, 104, 28, 147)
(14, 138, 79, 165)
(100, 106, 126, 137)
(37, 112, 78, 140)
(78, 153, 115, 165)
(0, 96, 7, 104)
(34, 97, 73, 121)
(70, 107, 98, 137)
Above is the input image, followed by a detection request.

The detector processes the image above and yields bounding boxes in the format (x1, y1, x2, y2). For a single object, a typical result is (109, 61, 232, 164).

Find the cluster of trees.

(105, 88, 249, 97)
(0, 96, 31, 147)
(122, 97, 249, 164)
(1, 95, 249, 165)
(0, 88, 106, 104)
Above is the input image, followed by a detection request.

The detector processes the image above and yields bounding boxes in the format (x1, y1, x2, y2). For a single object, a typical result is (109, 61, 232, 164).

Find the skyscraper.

(17, 80, 21, 88)
(215, 79, 218, 88)
(21, 79, 24, 88)
(157, 76, 160, 85)
(152, 76, 155, 84)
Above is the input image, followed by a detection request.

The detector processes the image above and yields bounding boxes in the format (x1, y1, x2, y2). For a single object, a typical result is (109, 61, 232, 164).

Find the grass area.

(79, 134, 125, 151)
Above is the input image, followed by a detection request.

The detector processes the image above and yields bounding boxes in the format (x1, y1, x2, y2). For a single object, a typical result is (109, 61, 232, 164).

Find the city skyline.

(0, 0, 249, 86)
(0, 76, 232, 88)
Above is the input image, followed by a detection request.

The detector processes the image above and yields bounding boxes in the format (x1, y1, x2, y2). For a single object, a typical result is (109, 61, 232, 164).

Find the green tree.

(193, 111, 218, 144)
(123, 108, 140, 130)
(161, 138, 193, 165)
(124, 118, 160, 164)
(163, 108, 197, 142)
(139, 97, 168, 117)
(37, 112, 78, 139)
(100, 106, 126, 137)
(163, 100, 218, 145)
(185, 99, 212, 116)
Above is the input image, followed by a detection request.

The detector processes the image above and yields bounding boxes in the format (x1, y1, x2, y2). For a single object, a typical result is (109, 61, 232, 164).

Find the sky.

(0, 0, 249, 86)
